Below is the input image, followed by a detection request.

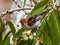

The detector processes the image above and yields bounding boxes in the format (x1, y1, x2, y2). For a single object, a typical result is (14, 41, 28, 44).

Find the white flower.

(29, 35, 33, 40)
(35, 41, 39, 45)
(26, 30, 31, 34)
(23, 36, 29, 40)
(33, 33, 36, 36)
(22, 34, 27, 37)
(22, 30, 31, 35)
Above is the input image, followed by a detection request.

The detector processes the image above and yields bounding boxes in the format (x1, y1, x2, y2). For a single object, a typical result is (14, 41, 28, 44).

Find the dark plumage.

(20, 9, 47, 30)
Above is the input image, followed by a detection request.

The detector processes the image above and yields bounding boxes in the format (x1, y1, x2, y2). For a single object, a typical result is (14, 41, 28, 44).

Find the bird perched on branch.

(20, 1, 53, 30)
(20, 10, 47, 30)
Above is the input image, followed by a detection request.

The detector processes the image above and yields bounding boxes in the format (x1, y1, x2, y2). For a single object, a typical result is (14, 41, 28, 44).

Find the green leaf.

(0, 18, 5, 45)
(0, 18, 5, 32)
(13, 28, 25, 45)
(33, 0, 37, 5)
(35, 14, 53, 45)
(36, 28, 42, 37)
(0, 32, 2, 45)
(7, 21, 16, 35)
(30, 0, 50, 15)
(36, 17, 48, 37)
(0, 24, 4, 45)
(35, 10, 60, 45)
(42, 31, 53, 45)
(17, 40, 27, 45)
(0, 24, 4, 33)
(32, 39, 36, 45)
(2, 31, 11, 45)
(47, 10, 60, 45)
(3, 36, 10, 45)
(13, 28, 25, 38)
(26, 39, 33, 45)
(38, 18, 53, 45)
(58, 12, 60, 31)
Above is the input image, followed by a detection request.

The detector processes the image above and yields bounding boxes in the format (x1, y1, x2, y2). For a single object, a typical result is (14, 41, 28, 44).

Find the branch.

(0, 8, 31, 17)
(12, 0, 21, 8)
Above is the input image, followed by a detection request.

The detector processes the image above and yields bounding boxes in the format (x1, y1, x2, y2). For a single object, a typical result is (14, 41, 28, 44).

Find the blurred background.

(0, 0, 60, 45)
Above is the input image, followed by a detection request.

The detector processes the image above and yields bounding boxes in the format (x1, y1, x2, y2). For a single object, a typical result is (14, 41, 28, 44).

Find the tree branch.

(0, 8, 31, 17)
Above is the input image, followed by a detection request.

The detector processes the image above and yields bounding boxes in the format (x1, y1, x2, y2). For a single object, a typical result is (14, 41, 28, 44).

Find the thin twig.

(0, 8, 31, 17)
(26, 4, 34, 7)
(12, 0, 21, 8)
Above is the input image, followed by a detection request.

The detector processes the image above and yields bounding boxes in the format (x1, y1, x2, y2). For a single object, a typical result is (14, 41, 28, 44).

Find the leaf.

(0, 32, 2, 45)
(30, 0, 50, 15)
(32, 39, 36, 45)
(37, 18, 52, 45)
(58, 12, 60, 38)
(13, 28, 25, 45)
(0, 18, 5, 45)
(19, 39, 33, 45)
(36, 28, 42, 37)
(17, 40, 27, 45)
(26, 39, 33, 45)
(58, 12, 60, 30)
(35, 14, 53, 45)
(13, 28, 25, 38)
(42, 31, 53, 45)
(7, 21, 16, 35)
(35, 9, 60, 45)
(47, 10, 60, 45)
(0, 18, 5, 32)
(2, 31, 11, 45)
(0, 24, 4, 44)
(36, 17, 48, 37)
(3, 36, 10, 45)
(33, 0, 37, 5)
(0, 24, 4, 33)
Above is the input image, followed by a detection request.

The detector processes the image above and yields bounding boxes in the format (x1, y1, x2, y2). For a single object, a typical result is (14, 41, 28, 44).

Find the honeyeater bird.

(20, 10, 47, 30)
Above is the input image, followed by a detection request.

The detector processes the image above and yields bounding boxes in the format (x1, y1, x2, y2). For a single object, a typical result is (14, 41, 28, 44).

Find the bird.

(20, 9, 47, 30)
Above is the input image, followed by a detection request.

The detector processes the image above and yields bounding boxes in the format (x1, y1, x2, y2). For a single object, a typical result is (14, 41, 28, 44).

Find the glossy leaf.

(32, 39, 36, 45)
(47, 10, 60, 45)
(3, 36, 10, 45)
(34, 10, 60, 45)
(26, 39, 33, 45)
(0, 32, 2, 45)
(33, 0, 37, 5)
(43, 31, 53, 45)
(0, 18, 5, 32)
(7, 21, 16, 35)
(17, 40, 27, 45)
(13, 28, 25, 38)
(2, 31, 11, 45)
(36, 17, 53, 45)
(30, 0, 50, 15)
(58, 13, 60, 38)
(0, 18, 5, 45)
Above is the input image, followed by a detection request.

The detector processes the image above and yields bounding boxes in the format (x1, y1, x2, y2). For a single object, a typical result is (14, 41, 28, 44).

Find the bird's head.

(20, 18, 28, 25)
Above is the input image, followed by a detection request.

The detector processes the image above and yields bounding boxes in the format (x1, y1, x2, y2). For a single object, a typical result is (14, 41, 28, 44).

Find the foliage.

(0, 0, 60, 45)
